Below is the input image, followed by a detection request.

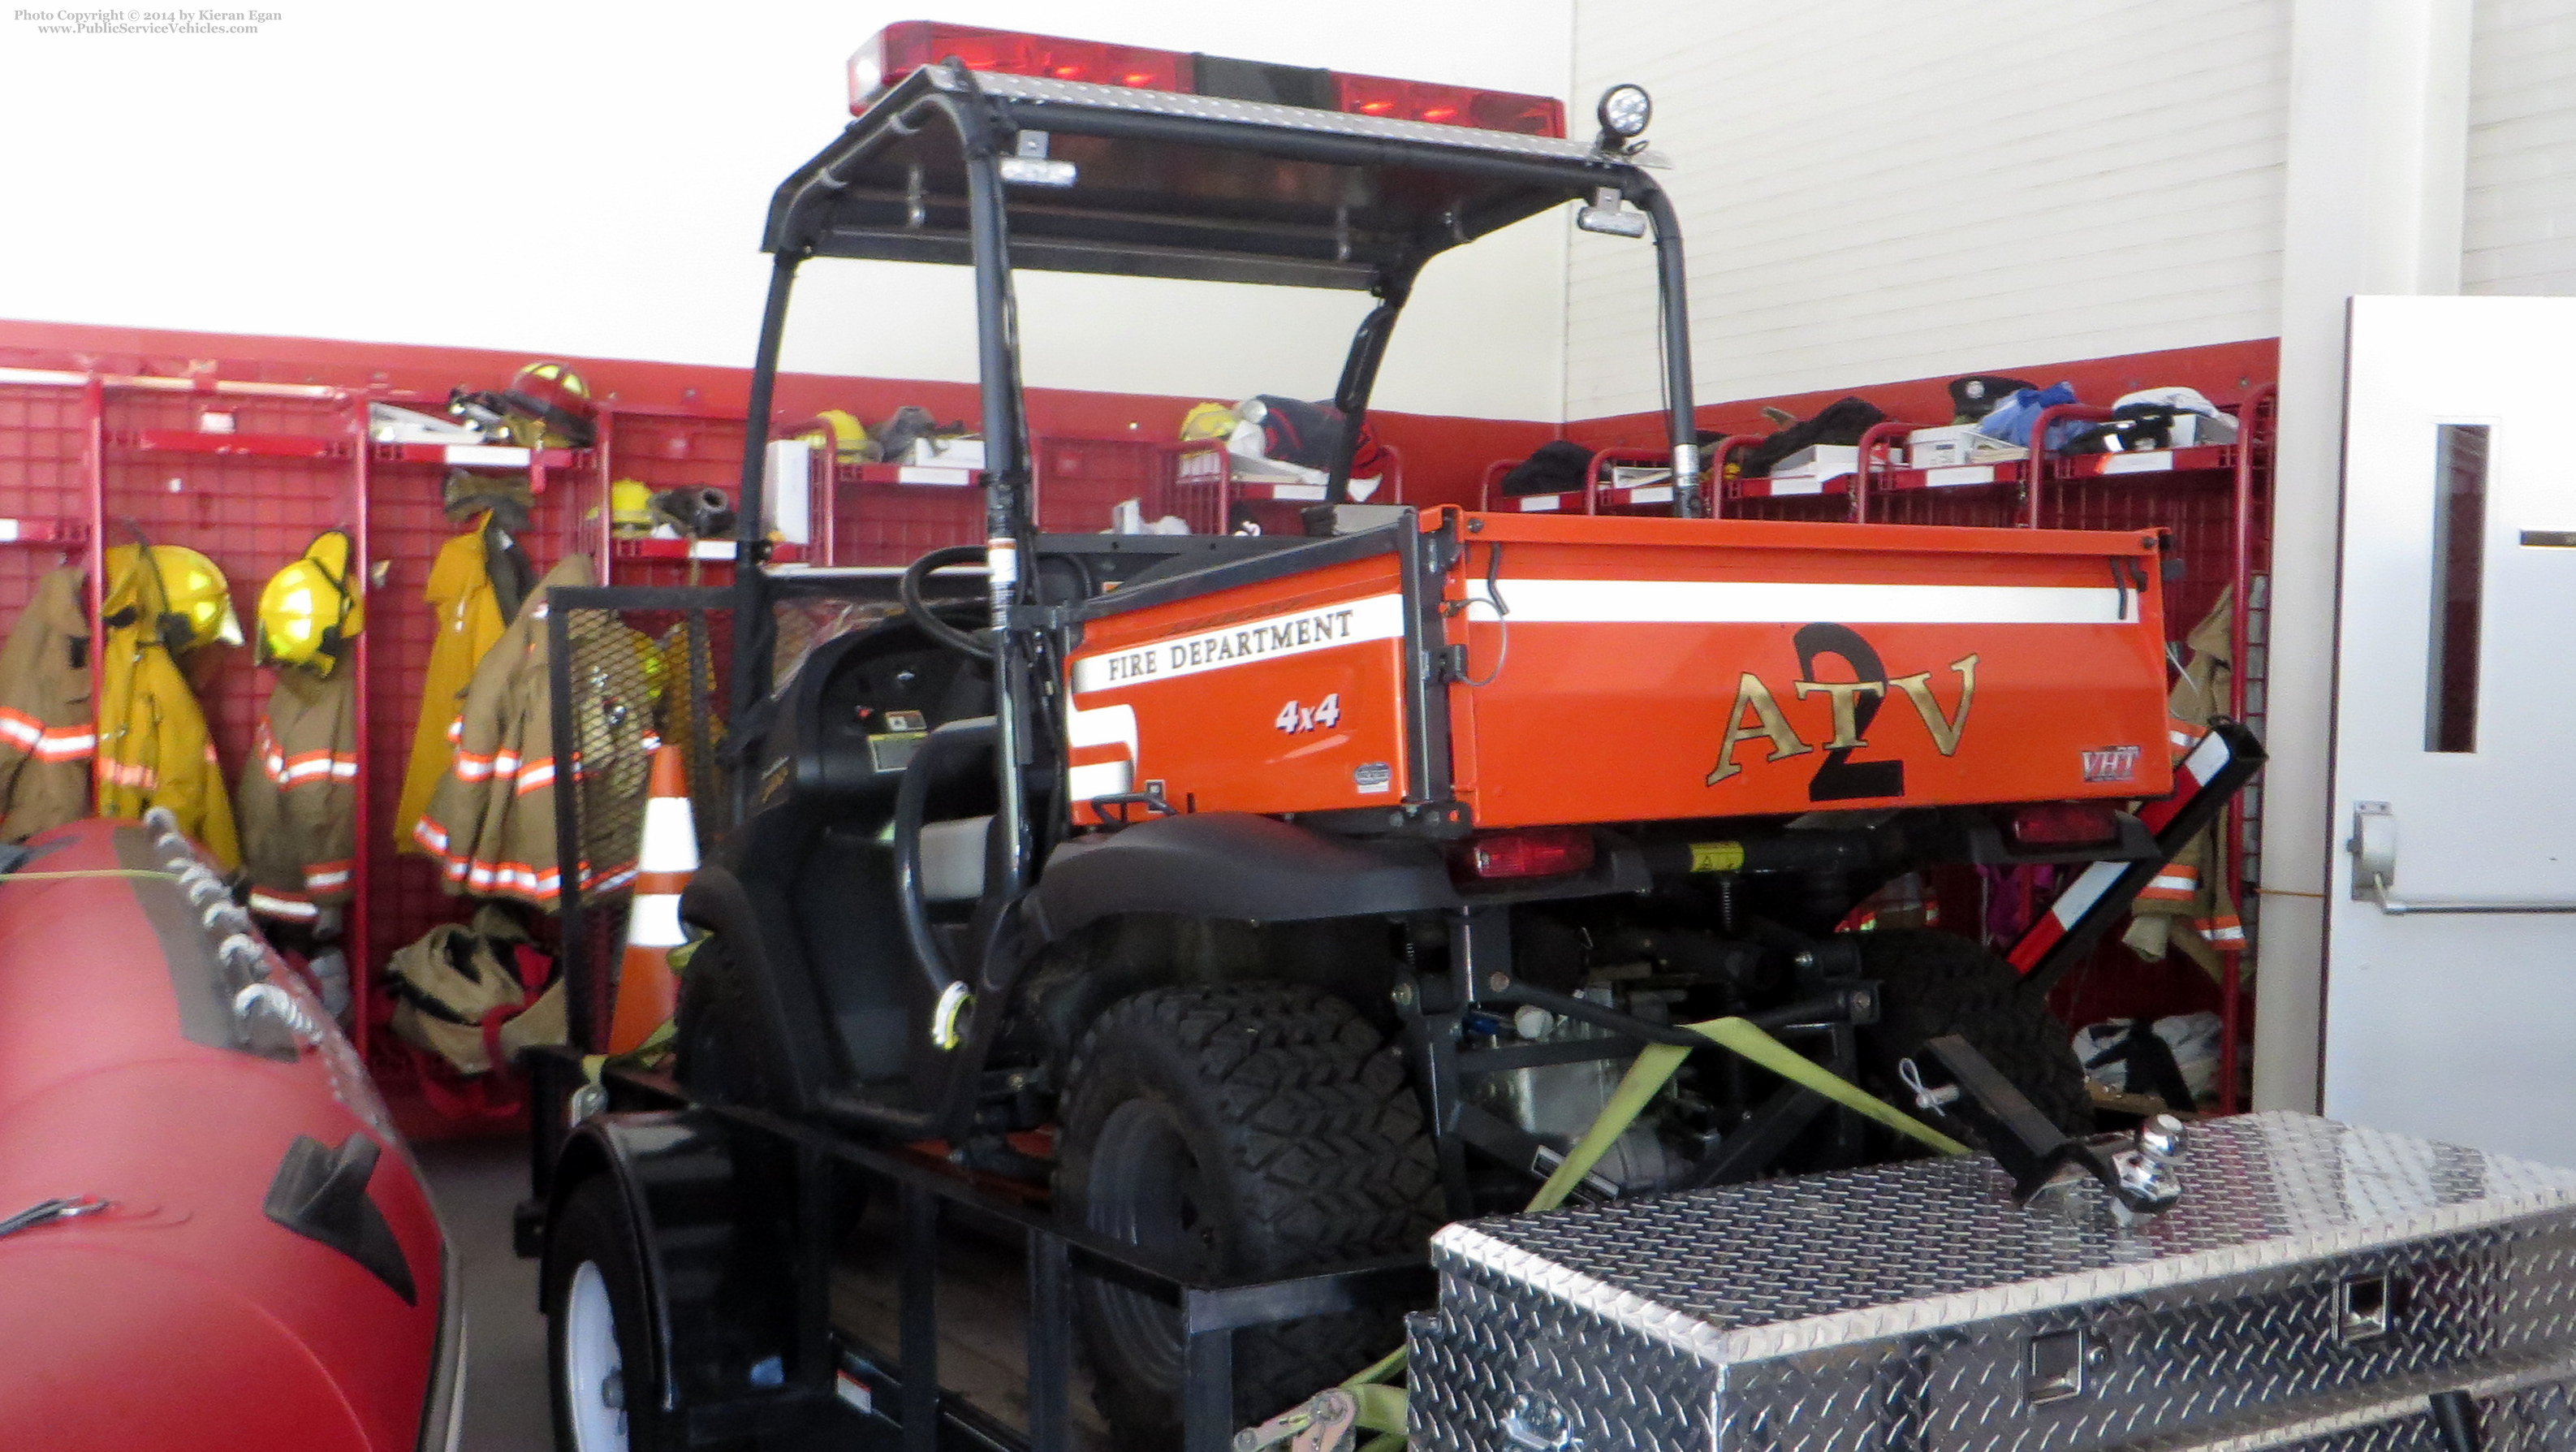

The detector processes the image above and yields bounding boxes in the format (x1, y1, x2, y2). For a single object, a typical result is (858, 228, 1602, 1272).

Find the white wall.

(0, 0, 1568, 421)
(1564, 0, 2293, 417)
(2463, 0, 2576, 295)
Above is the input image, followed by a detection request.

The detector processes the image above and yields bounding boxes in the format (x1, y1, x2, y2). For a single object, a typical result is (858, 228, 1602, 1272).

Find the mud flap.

(2008, 719, 2265, 995)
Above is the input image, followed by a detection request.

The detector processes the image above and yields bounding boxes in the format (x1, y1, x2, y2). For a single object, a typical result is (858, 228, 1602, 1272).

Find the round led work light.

(1597, 83, 1652, 140)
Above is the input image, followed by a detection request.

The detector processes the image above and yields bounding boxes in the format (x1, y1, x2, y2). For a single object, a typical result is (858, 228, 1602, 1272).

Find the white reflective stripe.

(277, 755, 360, 785)
(2144, 873, 2198, 894)
(2179, 725, 2233, 784)
(1068, 702, 1136, 752)
(2102, 450, 2176, 474)
(1070, 593, 1406, 693)
(1922, 465, 1997, 487)
(1464, 578, 2131, 626)
(1759, 472, 1848, 496)
(443, 444, 529, 467)
(1517, 494, 1561, 512)
(2051, 861, 2127, 927)
(34, 732, 94, 761)
(1067, 760, 1136, 800)
(248, 890, 319, 920)
(636, 797, 700, 874)
(1066, 702, 1138, 803)
(627, 892, 687, 949)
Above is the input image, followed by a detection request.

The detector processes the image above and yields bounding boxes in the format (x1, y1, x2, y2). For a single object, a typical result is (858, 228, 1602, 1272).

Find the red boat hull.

(0, 819, 455, 1450)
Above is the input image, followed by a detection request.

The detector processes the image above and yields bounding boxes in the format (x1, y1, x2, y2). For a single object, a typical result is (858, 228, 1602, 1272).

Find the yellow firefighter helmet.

(104, 542, 243, 652)
(1180, 401, 1238, 441)
(611, 479, 656, 536)
(255, 529, 365, 674)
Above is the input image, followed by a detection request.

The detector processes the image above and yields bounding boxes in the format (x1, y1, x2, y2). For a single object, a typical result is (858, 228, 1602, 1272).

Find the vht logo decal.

(1707, 623, 1977, 802)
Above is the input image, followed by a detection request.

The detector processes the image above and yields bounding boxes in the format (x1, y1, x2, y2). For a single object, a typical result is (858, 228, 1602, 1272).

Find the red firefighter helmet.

(500, 361, 597, 448)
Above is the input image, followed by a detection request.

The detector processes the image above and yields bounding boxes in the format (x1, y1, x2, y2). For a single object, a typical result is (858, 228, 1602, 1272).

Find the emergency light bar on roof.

(849, 20, 1567, 139)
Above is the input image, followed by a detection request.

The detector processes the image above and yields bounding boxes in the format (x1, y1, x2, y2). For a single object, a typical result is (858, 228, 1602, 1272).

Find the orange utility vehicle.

(529, 24, 2260, 1452)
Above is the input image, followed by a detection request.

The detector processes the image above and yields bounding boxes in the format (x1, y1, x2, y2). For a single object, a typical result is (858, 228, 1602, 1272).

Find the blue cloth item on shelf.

(1974, 382, 2084, 451)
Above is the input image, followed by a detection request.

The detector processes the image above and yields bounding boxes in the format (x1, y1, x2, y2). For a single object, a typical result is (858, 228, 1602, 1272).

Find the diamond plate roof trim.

(925, 67, 1673, 169)
(1431, 1113, 2576, 1367)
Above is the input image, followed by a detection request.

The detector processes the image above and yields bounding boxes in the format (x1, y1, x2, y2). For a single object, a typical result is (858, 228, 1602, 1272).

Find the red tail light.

(2009, 803, 2121, 849)
(848, 22, 1566, 139)
(1457, 826, 1595, 881)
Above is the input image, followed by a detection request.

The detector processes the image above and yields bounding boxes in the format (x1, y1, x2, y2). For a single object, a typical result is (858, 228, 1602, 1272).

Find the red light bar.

(1333, 71, 1564, 136)
(848, 21, 1565, 139)
(1456, 826, 1595, 882)
(852, 21, 1189, 107)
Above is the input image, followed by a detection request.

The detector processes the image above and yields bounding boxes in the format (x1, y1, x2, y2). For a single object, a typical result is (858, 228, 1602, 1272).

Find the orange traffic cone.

(608, 744, 697, 1053)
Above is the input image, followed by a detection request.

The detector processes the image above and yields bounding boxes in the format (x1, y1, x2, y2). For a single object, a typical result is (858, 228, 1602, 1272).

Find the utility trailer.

(525, 22, 2272, 1452)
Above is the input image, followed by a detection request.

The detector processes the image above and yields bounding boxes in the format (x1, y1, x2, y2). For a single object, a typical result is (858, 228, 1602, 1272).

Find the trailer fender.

(546, 1109, 806, 1430)
(1026, 811, 1462, 942)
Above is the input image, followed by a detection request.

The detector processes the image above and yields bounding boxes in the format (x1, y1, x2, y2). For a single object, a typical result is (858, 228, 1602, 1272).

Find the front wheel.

(1055, 983, 1441, 1449)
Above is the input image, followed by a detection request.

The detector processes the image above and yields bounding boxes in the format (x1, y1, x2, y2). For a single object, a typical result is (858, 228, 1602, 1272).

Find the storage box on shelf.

(1161, 438, 1405, 536)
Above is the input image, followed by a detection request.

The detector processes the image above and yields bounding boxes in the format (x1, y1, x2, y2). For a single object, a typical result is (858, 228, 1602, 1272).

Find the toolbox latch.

(2026, 1328, 2090, 1406)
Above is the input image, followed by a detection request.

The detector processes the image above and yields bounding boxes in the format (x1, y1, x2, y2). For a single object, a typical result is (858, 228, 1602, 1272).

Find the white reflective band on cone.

(637, 796, 700, 874)
(628, 892, 687, 949)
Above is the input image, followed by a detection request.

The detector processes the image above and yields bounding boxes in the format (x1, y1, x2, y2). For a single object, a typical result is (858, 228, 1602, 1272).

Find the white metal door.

(2326, 295, 2576, 1164)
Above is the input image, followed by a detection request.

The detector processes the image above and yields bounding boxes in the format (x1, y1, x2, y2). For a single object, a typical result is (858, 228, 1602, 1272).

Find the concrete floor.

(414, 1134, 1112, 1450)
(417, 1134, 554, 1452)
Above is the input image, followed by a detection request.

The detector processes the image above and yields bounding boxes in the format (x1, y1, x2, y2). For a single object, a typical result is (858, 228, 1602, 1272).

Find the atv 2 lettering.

(1274, 694, 1343, 734)
(1707, 625, 1978, 803)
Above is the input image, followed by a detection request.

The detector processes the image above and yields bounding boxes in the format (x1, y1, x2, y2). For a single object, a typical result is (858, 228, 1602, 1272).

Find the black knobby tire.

(546, 1176, 688, 1452)
(1055, 983, 1442, 1448)
(1853, 928, 2093, 1135)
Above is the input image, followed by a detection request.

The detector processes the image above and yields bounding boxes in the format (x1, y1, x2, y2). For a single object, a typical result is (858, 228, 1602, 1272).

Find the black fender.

(1024, 811, 1462, 943)
(546, 1108, 806, 1432)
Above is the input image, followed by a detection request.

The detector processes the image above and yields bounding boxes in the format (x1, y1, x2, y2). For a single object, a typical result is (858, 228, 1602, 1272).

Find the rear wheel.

(1853, 928, 2092, 1134)
(546, 1177, 675, 1452)
(1055, 983, 1441, 1449)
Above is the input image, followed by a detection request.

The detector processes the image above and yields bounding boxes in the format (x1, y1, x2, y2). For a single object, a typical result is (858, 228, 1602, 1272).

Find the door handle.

(2348, 801, 2576, 914)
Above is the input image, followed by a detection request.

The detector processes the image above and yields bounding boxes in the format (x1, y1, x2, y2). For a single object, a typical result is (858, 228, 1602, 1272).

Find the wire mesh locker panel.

(822, 468, 983, 566)
(97, 388, 360, 773)
(588, 408, 751, 587)
(547, 586, 735, 1053)
(0, 381, 96, 630)
(1720, 490, 1855, 523)
(1035, 436, 1162, 534)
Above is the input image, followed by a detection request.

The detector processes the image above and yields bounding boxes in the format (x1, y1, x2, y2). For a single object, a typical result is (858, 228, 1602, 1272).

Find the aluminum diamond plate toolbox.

(1408, 1113, 2576, 1452)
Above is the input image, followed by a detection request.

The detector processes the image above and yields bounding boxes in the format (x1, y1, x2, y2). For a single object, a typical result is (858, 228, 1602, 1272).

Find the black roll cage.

(725, 58, 1701, 913)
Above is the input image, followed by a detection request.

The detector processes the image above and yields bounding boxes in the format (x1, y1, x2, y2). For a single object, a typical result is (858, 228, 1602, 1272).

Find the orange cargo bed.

(1063, 510, 2173, 831)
